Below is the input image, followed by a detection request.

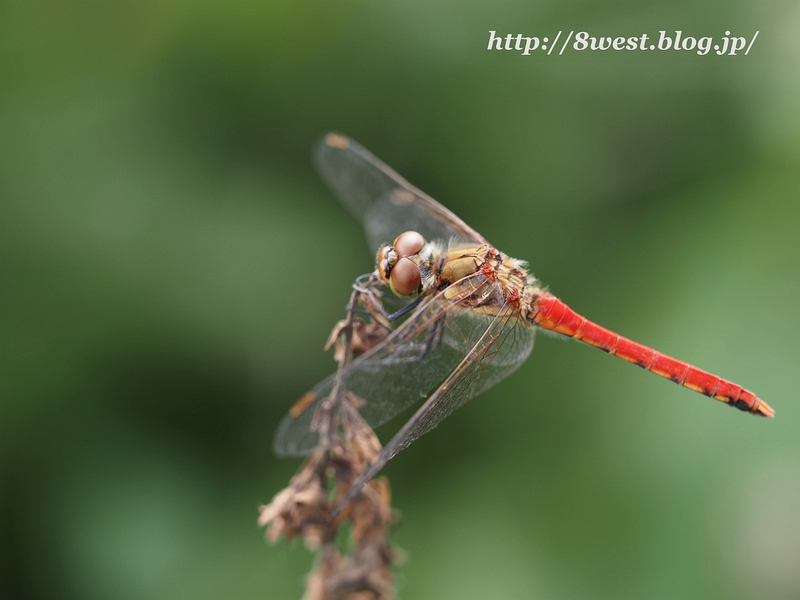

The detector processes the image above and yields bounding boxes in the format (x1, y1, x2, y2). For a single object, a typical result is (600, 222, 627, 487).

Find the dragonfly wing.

(336, 300, 535, 511)
(314, 133, 489, 250)
(272, 374, 335, 458)
(392, 302, 534, 444)
(273, 274, 528, 457)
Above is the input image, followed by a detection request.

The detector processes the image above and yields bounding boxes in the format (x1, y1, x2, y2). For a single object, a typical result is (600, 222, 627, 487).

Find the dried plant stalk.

(260, 292, 397, 600)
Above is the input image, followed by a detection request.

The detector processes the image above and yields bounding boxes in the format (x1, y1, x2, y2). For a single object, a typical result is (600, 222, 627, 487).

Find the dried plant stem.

(259, 288, 397, 600)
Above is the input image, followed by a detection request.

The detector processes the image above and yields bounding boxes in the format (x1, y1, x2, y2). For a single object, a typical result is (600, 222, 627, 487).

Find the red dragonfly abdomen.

(530, 294, 774, 417)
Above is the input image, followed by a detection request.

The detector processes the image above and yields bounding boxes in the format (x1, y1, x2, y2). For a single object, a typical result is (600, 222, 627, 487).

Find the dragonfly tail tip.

(754, 399, 775, 418)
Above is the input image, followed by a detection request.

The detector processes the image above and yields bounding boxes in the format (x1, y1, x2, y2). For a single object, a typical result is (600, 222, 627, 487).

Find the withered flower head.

(260, 385, 396, 600)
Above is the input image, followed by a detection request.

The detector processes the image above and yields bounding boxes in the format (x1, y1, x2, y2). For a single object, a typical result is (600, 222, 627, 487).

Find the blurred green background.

(2, 1, 799, 599)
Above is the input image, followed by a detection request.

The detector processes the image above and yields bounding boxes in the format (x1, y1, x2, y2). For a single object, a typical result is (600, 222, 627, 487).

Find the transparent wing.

(337, 299, 534, 510)
(314, 133, 489, 251)
(273, 274, 535, 457)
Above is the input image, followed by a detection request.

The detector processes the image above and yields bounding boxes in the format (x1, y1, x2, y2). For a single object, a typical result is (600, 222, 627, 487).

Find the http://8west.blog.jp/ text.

(487, 30, 759, 57)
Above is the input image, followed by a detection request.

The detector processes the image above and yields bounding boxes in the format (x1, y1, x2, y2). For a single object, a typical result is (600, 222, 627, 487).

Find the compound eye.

(390, 257, 421, 297)
(394, 231, 425, 257)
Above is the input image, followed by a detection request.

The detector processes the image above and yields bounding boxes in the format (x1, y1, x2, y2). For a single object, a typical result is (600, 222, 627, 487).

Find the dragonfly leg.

(361, 315, 447, 368)
(385, 294, 425, 321)
(349, 283, 425, 328)
(419, 316, 446, 360)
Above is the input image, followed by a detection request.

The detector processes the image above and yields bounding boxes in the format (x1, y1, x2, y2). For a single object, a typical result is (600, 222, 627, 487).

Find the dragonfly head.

(376, 231, 426, 298)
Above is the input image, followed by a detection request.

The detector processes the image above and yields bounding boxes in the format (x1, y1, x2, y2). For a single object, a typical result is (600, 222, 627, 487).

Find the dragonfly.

(274, 132, 773, 509)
